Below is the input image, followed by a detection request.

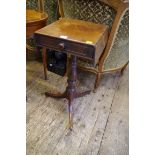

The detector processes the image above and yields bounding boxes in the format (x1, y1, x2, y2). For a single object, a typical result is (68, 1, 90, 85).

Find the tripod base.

(45, 55, 91, 130)
(45, 90, 91, 129)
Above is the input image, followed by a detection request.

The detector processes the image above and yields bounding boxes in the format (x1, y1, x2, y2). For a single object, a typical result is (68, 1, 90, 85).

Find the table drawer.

(35, 34, 95, 61)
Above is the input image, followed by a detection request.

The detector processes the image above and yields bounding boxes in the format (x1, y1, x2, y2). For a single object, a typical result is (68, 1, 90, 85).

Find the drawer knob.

(58, 43, 65, 50)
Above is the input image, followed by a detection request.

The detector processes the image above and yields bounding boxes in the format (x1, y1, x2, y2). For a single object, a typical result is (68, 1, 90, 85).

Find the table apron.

(35, 34, 95, 62)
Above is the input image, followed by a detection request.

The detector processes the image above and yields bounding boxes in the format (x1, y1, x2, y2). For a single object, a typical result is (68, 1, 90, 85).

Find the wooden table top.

(26, 9, 48, 24)
(35, 18, 108, 45)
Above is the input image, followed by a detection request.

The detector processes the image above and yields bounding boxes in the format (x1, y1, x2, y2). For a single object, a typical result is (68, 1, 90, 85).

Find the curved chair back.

(99, 1, 129, 71)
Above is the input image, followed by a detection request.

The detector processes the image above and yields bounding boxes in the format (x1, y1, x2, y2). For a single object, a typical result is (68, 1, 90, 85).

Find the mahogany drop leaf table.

(34, 18, 109, 129)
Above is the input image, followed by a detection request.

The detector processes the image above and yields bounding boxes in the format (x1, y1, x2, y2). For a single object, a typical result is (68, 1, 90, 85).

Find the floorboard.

(26, 61, 129, 155)
(98, 66, 129, 155)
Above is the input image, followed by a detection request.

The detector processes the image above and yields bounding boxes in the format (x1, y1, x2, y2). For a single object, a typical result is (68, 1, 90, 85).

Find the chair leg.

(42, 47, 48, 80)
(120, 62, 129, 75)
(94, 73, 101, 92)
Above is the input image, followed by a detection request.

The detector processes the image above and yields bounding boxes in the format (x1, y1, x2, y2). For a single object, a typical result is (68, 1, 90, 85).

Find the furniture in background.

(26, 1, 48, 80)
(26, 9, 48, 44)
(26, 0, 58, 24)
(35, 18, 109, 129)
(27, 0, 59, 79)
(58, 0, 129, 90)
(26, 0, 48, 50)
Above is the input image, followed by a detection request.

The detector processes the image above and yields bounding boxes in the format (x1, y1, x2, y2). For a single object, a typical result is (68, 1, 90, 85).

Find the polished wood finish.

(35, 18, 109, 65)
(35, 18, 108, 129)
(38, 0, 44, 12)
(26, 9, 48, 38)
(58, 0, 64, 18)
(41, 47, 47, 80)
(26, 9, 48, 80)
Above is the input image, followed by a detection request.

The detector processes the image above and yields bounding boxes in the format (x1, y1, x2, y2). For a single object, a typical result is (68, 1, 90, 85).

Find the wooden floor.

(26, 61, 129, 155)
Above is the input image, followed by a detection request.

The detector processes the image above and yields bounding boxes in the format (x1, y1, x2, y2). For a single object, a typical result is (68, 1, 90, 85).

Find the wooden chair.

(58, 0, 129, 90)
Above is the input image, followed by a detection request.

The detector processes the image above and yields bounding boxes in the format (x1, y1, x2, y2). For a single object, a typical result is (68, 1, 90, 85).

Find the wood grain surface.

(26, 61, 128, 155)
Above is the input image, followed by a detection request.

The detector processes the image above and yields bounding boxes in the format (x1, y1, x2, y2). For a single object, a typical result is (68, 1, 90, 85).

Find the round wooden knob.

(58, 43, 65, 50)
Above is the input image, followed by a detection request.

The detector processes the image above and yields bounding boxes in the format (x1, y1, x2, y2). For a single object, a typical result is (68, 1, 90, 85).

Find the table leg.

(66, 55, 77, 129)
(42, 47, 48, 80)
(45, 91, 67, 98)
(45, 55, 91, 129)
(75, 90, 91, 98)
